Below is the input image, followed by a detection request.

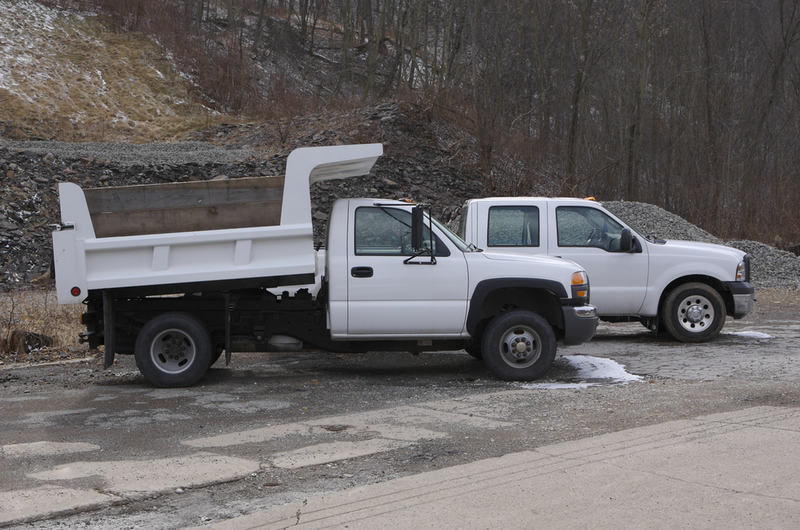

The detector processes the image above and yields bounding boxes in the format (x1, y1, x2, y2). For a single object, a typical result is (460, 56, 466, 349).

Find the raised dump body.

(52, 143, 384, 304)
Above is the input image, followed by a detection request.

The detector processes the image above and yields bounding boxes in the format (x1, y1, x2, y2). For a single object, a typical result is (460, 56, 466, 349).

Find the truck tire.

(134, 312, 212, 387)
(662, 282, 726, 343)
(481, 310, 556, 381)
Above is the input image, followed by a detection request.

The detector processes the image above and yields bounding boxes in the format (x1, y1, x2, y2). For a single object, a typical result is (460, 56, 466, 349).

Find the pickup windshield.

(432, 217, 472, 252)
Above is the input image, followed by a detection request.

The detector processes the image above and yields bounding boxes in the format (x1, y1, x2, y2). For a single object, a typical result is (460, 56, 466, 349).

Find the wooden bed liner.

(83, 177, 285, 238)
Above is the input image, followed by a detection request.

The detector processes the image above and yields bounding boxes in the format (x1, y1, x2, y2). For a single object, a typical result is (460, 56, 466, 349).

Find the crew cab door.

(345, 205, 469, 337)
(547, 205, 649, 315)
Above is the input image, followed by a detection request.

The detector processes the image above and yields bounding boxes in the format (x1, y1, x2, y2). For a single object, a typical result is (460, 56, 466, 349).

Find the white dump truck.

(456, 197, 755, 342)
(52, 144, 597, 387)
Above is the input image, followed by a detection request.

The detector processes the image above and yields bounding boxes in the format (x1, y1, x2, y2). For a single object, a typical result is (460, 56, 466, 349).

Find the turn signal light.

(571, 271, 589, 301)
(571, 272, 587, 285)
(71, 286, 81, 297)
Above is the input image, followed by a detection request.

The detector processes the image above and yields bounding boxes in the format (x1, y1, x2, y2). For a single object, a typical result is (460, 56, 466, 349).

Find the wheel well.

(659, 276, 733, 316)
(470, 287, 563, 341)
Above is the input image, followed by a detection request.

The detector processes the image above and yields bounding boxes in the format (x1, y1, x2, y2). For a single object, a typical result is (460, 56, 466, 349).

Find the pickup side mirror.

(411, 205, 425, 251)
(619, 228, 632, 252)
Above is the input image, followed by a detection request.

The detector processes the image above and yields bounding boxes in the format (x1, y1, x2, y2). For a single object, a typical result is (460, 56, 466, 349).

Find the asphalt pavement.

(2, 293, 799, 529)
(185, 406, 800, 529)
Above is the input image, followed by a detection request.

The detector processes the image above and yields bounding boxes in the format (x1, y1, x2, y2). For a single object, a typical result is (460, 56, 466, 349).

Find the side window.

(556, 206, 625, 251)
(355, 207, 449, 256)
(487, 206, 540, 247)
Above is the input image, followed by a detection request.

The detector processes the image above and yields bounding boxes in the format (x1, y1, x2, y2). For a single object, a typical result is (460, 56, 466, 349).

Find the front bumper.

(561, 304, 598, 345)
(725, 281, 755, 319)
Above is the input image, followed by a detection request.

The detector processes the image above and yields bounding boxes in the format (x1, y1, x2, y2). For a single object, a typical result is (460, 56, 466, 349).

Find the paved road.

(1, 298, 798, 529)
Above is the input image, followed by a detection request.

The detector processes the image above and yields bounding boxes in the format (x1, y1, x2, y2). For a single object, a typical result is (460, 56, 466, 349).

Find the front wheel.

(134, 312, 212, 387)
(662, 283, 726, 343)
(481, 310, 556, 381)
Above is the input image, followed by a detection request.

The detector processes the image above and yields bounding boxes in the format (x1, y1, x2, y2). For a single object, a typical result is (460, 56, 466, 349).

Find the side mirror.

(411, 205, 425, 251)
(619, 228, 632, 252)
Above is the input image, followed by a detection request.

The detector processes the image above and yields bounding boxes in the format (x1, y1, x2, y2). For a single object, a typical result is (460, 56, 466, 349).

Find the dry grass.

(0, 290, 94, 364)
(1, 5, 235, 142)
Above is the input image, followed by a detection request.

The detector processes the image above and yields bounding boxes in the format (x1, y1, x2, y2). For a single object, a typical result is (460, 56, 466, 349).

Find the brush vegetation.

(0, 289, 93, 361)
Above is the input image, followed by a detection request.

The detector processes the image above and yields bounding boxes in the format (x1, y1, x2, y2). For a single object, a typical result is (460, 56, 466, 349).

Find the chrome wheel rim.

(497, 325, 542, 369)
(149, 328, 196, 374)
(676, 294, 715, 333)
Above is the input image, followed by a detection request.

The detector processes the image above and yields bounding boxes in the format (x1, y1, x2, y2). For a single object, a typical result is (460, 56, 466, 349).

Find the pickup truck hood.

(480, 250, 574, 266)
(650, 239, 746, 261)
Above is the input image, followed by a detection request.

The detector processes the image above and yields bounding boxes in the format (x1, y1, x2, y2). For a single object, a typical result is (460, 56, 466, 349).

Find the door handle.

(351, 266, 373, 278)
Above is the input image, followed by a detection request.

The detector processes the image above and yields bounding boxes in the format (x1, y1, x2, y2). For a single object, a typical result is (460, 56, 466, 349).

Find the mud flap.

(102, 290, 115, 369)
(224, 293, 232, 366)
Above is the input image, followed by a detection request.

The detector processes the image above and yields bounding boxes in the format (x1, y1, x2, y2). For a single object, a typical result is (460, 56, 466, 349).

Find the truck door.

(346, 205, 469, 337)
(548, 205, 649, 315)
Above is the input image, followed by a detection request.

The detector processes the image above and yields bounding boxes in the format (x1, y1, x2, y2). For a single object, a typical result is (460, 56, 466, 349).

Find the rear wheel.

(134, 312, 212, 387)
(662, 283, 726, 342)
(481, 310, 556, 381)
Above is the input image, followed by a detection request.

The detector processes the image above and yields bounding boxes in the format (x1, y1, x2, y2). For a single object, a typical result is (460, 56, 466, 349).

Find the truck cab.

(325, 199, 597, 345)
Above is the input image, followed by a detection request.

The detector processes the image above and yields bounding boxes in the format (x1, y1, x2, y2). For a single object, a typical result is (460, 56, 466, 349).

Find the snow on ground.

(725, 331, 772, 340)
(523, 355, 644, 389)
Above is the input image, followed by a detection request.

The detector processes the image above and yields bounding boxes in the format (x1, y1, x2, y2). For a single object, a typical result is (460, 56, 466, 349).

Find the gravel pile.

(602, 201, 722, 244)
(725, 240, 800, 290)
(603, 201, 800, 290)
(0, 140, 256, 167)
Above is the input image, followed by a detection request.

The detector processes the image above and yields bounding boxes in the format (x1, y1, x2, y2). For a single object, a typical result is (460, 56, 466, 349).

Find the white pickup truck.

(456, 197, 755, 342)
(52, 144, 597, 387)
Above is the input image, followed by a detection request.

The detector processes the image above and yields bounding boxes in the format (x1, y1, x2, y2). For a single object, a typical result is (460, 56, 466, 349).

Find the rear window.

(487, 206, 540, 247)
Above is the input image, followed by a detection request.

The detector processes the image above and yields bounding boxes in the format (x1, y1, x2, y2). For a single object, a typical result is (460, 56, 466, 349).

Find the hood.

(655, 239, 746, 261)
(478, 249, 585, 270)
(480, 249, 565, 264)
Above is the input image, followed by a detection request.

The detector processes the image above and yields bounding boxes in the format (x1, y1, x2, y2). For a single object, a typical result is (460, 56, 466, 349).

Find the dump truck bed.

(52, 144, 383, 304)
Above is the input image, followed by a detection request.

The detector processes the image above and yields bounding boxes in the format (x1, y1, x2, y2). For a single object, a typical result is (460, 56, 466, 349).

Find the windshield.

(432, 216, 472, 252)
(612, 215, 649, 240)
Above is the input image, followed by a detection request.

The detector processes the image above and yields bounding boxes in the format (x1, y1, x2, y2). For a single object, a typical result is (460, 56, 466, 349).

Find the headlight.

(736, 260, 747, 282)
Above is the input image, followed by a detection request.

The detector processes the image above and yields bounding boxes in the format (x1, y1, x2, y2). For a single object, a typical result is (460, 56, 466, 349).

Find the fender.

(466, 278, 567, 335)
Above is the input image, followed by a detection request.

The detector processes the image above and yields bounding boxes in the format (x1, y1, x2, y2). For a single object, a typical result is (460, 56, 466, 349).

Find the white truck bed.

(52, 144, 383, 304)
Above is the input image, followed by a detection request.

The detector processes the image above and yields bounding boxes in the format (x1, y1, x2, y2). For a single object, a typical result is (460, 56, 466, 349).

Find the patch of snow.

(150, 65, 165, 79)
(726, 331, 772, 340)
(521, 355, 643, 390)
(528, 381, 598, 390)
(96, 69, 106, 91)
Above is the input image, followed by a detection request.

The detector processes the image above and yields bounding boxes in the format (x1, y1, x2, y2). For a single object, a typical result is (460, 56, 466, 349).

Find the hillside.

(0, 0, 224, 142)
